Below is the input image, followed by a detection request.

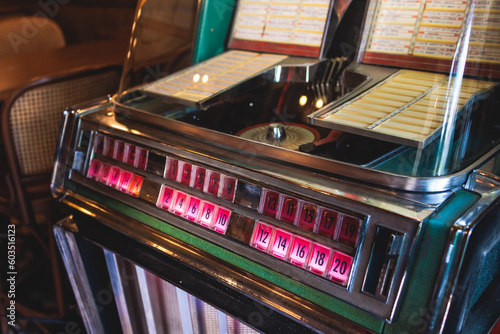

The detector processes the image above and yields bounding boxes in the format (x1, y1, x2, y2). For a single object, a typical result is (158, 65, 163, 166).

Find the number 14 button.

(251, 221, 353, 286)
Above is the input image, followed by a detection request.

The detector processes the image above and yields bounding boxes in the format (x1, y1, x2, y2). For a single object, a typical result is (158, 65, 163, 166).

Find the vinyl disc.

(236, 123, 320, 150)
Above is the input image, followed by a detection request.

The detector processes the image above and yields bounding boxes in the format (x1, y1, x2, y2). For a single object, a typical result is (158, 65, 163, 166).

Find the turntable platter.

(236, 123, 320, 150)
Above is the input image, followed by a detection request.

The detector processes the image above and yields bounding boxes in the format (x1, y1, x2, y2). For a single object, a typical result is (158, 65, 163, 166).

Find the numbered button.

(108, 166, 122, 188)
(328, 252, 353, 286)
(220, 175, 237, 202)
(113, 140, 126, 162)
(165, 157, 179, 182)
(128, 174, 144, 197)
(98, 163, 112, 184)
(206, 171, 220, 196)
(279, 196, 298, 224)
(87, 159, 101, 180)
(297, 202, 317, 232)
(93, 133, 104, 155)
(172, 192, 188, 215)
(289, 236, 312, 268)
(118, 171, 134, 193)
(185, 196, 201, 221)
(213, 207, 231, 234)
(125, 144, 136, 166)
(193, 166, 206, 191)
(261, 190, 280, 219)
(338, 215, 361, 247)
(251, 222, 274, 252)
(270, 229, 293, 260)
(308, 243, 332, 276)
(157, 186, 176, 210)
(179, 162, 193, 186)
(317, 208, 340, 239)
(103, 137, 114, 158)
(135, 147, 148, 170)
(198, 201, 217, 227)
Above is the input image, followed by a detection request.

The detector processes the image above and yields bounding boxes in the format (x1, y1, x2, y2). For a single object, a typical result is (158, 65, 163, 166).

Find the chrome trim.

(135, 266, 159, 334)
(54, 218, 106, 334)
(51, 108, 76, 198)
(217, 310, 229, 334)
(104, 251, 134, 334)
(176, 287, 195, 334)
(427, 170, 500, 333)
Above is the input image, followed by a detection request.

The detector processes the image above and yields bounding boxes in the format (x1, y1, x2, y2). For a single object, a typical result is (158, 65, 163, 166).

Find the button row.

(251, 221, 353, 286)
(163, 157, 237, 203)
(259, 189, 361, 247)
(93, 134, 148, 171)
(157, 185, 231, 235)
(87, 159, 144, 197)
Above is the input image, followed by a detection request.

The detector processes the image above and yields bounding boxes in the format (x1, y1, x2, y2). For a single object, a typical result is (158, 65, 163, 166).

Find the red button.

(270, 229, 293, 260)
(220, 175, 237, 202)
(125, 144, 136, 166)
(193, 166, 206, 191)
(251, 222, 274, 252)
(128, 174, 143, 197)
(118, 171, 133, 193)
(317, 209, 340, 239)
(261, 190, 280, 219)
(87, 159, 101, 180)
(338, 215, 361, 247)
(113, 140, 126, 162)
(198, 201, 217, 227)
(308, 243, 332, 276)
(185, 196, 201, 221)
(289, 236, 312, 268)
(157, 186, 175, 210)
(279, 196, 298, 224)
(135, 148, 148, 170)
(179, 162, 193, 186)
(98, 163, 111, 184)
(172, 192, 188, 215)
(108, 166, 122, 188)
(165, 158, 179, 181)
(93, 133, 103, 155)
(328, 251, 353, 286)
(206, 171, 220, 196)
(103, 137, 114, 158)
(297, 202, 317, 232)
(213, 207, 231, 234)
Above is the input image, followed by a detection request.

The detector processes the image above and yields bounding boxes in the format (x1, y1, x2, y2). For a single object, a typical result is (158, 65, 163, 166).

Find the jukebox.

(51, 0, 500, 333)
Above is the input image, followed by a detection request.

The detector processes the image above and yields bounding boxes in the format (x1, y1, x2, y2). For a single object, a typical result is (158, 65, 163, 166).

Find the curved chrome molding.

(427, 170, 500, 333)
(112, 96, 498, 194)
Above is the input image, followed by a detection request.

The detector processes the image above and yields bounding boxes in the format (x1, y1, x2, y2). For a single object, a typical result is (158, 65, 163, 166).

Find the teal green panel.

(384, 190, 479, 333)
(192, 0, 237, 64)
(72, 184, 384, 333)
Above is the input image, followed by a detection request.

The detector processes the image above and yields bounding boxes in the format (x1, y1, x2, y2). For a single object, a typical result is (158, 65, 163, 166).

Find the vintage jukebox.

(51, 0, 500, 333)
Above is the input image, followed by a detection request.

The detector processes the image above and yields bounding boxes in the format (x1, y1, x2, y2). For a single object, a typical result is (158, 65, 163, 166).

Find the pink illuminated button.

(280, 196, 298, 224)
(93, 133, 103, 155)
(87, 159, 101, 179)
(179, 162, 193, 186)
(165, 158, 179, 181)
(113, 140, 126, 162)
(118, 171, 133, 193)
(108, 166, 122, 188)
(270, 229, 292, 260)
(157, 186, 176, 210)
(220, 176, 237, 202)
(251, 222, 274, 252)
(98, 163, 111, 184)
(185, 196, 201, 221)
(308, 243, 332, 276)
(289, 236, 312, 268)
(261, 190, 280, 219)
(198, 201, 217, 227)
(317, 209, 340, 239)
(338, 215, 361, 247)
(328, 252, 354, 286)
(213, 207, 231, 234)
(172, 192, 188, 215)
(206, 171, 220, 196)
(128, 174, 144, 197)
(135, 148, 148, 170)
(297, 202, 318, 232)
(103, 137, 114, 157)
(193, 166, 206, 191)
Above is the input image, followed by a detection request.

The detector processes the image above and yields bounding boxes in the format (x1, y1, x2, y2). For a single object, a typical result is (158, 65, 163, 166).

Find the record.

(236, 123, 320, 150)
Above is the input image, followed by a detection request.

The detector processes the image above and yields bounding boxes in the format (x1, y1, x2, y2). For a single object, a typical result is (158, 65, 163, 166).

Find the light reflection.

(202, 74, 209, 83)
(299, 95, 308, 106)
(193, 73, 200, 82)
(315, 99, 324, 109)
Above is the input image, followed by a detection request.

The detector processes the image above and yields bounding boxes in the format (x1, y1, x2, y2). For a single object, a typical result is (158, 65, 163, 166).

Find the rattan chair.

(0, 15, 65, 57)
(0, 65, 121, 329)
